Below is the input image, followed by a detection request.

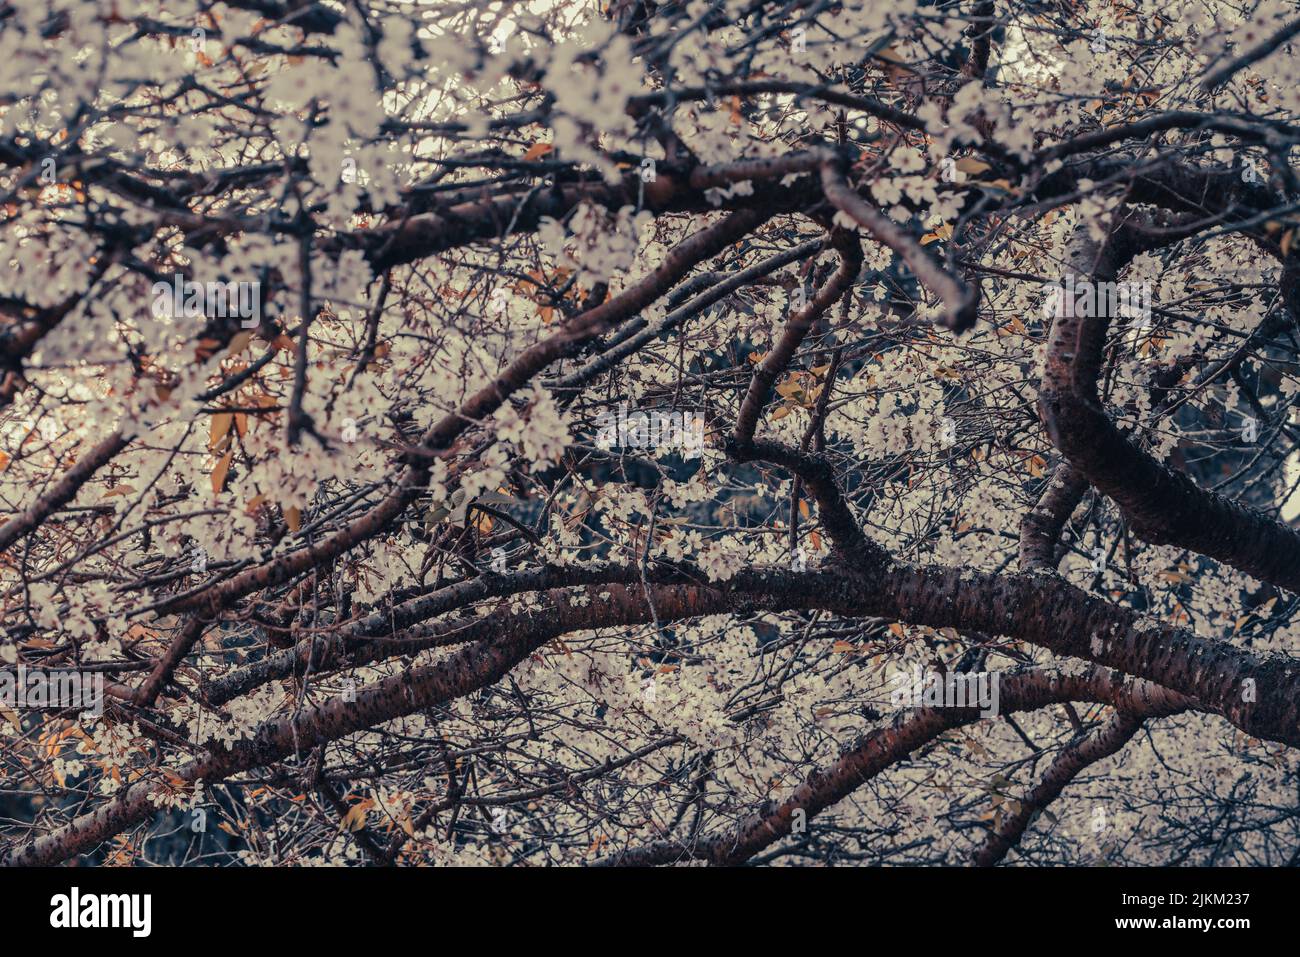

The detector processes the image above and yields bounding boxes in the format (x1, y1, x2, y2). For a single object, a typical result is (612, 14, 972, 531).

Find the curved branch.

(819, 162, 979, 331)
(604, 666, 1187, 866)
(137, 209, 771, 705)
(3, 581, 749, 867)
(969, 708, 1170, 867)
(1018, 462, 1088, 572)
(1037, 223, 1300, 593)
(732, 230, 862, 444)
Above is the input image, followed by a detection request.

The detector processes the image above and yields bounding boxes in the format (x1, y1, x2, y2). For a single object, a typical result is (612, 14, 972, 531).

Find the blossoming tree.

(2, 0, 1300, 866)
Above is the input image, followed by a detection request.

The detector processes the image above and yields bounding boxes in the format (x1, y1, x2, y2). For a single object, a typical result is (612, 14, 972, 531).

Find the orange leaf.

(209, 412, 233, 451)
(338, 802, 369, 832)
(211, 450, 233, 495)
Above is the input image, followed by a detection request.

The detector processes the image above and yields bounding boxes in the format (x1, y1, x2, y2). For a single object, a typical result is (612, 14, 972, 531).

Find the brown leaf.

(338, 802, 370, 832)
(209, 413, 233, 451)
(211, 450, 233, 495)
